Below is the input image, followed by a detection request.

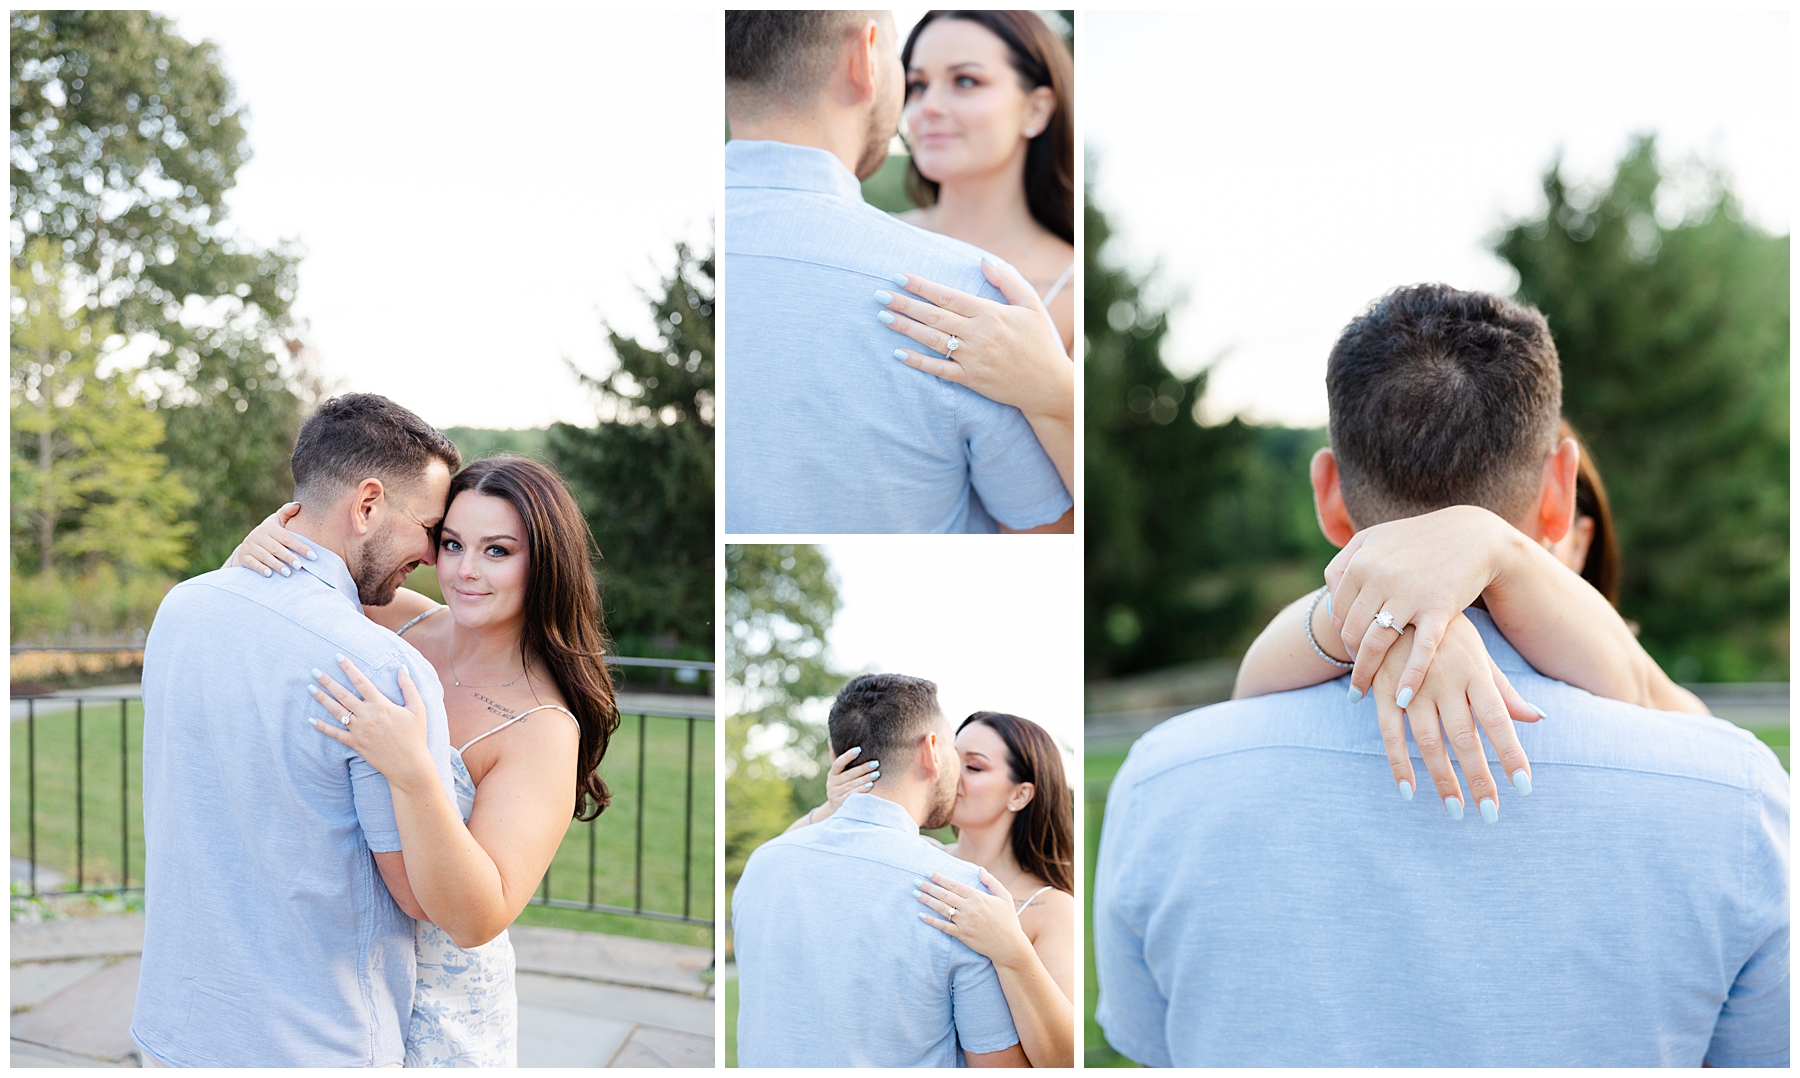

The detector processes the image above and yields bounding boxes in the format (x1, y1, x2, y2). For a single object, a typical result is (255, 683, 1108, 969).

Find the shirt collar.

(725, 139, 865, 202)
(833, 791, 923, 833)
(290, 531, 362, 609)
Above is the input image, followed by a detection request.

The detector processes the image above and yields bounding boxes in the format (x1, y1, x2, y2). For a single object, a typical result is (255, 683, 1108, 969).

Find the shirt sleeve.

(957, 390, 1072, 530)
(1092, 764, 1174, 1067)
(950, 948, 1021, 1057)
(1704, 748, 1789, 1067)
(347, 664, 410, 853)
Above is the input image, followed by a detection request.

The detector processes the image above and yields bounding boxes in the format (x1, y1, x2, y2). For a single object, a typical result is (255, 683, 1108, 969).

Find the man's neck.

(868, 782, 932, 829)
(730, 112, 869, 179)
(286, 509, 352, 565)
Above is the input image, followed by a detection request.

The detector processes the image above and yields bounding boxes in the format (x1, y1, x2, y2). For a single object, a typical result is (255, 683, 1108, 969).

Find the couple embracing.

(130, 394, 618, 1067)
(734, 674, 1075, 1067)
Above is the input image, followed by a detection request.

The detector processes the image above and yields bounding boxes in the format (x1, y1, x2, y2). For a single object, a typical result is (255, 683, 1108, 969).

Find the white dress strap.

(455, 703, 579, 754)
(395, 605, 444, 637)
(1017, 884, 1056, 910)
(1038, 263, 1075, 306)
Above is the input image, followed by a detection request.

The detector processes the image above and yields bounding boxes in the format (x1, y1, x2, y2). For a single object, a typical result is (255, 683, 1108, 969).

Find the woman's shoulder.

(365, 587, 442, 634)
(1019, 882, 1074, 922)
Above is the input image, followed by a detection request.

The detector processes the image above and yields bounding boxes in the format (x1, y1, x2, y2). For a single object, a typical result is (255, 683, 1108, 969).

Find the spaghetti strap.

(395, 605, 444, 637)
(1017, 884, 1056, 910)
(455, 703, 580, 754)
(1038, 263, 1074, 306)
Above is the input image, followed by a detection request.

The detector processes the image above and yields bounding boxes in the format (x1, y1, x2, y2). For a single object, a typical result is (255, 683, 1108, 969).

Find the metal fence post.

(29, 698, 37, 897)
(634, 712, 646, 914)
(75, 699, 84, 891)
(683, 714, 695, 921)
(121, 698, 130, 892)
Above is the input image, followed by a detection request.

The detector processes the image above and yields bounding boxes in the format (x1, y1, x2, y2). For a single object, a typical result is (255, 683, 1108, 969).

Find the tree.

(548, 242, 713, 657)
(724, 544, 848, 887)
(1084, 178, 1333, 679)
(11, 239, 195, 640)
(1496, 136, 1788, 681)
(11, 10, 303, 568)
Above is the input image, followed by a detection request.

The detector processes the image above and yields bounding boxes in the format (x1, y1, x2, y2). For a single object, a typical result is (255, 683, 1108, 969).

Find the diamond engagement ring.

(1374, 611, 1402, 634)
(945, 335, 962, 356)
(945, 906, 958, 919)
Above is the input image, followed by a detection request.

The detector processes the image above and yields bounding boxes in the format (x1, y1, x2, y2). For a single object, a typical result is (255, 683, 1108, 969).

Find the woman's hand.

(1368, 612, 1537, 821)
(226, 502, 316, 578)
(880, 260, 1074, 424)
(1325, 505, 1528, 708)
(914, 867, 1034, 968)
(306, 655, 437, 790)
(824, 744, 879, 812)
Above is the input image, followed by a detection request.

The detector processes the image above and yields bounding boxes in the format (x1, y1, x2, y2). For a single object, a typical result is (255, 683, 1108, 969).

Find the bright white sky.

(157, 8, 719, 431)
(819, 538, 1082, 766)
(1086, 8, 1791, 428)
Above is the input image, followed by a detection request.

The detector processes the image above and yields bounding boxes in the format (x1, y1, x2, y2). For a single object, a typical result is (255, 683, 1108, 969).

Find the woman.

(878, 10, 1078, 498)
(1233, 431, 1705, 818)
(788, 712, 1075, 1067)
(229, 456, 618, 1067)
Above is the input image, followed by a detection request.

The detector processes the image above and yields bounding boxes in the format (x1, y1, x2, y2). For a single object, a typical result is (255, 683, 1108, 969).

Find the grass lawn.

(1083, 722, 1788, 1066)
(725, 966, 739, 1067)
(12, 702, 713, 949)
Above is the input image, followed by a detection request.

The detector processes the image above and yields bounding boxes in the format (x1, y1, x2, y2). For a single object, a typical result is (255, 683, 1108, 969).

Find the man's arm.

(374, 851, 426, 920)
(966, 1043, 1030, 1067)
(1000, 507, 1074, 534)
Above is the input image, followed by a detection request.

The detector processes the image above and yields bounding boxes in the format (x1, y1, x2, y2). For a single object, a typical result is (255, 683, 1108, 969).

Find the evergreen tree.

(11, 10, 303, 567)
(1496, 137, 1788, 680)
(548, 242, 714, 656)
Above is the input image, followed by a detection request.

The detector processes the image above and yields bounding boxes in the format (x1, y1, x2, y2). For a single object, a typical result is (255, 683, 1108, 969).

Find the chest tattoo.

(473, 693, 519, 721)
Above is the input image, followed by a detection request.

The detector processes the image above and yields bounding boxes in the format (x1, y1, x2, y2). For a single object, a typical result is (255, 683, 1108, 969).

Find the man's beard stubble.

(853, 99, 892, 181)
(920, 767, 958, 830)
(351, 525, 414, 607)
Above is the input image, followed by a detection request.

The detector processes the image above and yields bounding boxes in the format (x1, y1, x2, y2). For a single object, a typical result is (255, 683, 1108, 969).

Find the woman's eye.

(441, 539, 461, 552)
(905, 80, 925, 97)
(485, 546, 508, 558)
(954, 75, 979, 89)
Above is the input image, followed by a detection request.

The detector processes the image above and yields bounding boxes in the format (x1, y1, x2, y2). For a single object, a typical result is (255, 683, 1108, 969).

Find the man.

(724, 11, 1071, 533)
(1092, 285, 1788, 1067)
(131, 394, 461, 1067)
(734, 673, 1026, 1066)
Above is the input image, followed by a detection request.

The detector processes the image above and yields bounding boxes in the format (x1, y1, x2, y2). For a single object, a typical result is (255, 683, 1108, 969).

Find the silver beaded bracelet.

(1305, 586, 1354, 669)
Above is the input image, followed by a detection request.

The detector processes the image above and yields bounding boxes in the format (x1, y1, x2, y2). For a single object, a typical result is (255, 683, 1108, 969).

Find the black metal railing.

(11, 665, 714, 927)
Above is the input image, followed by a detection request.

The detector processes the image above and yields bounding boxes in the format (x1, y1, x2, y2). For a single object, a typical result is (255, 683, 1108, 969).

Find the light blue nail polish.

(877, 310, 895, 325)
(1346, 683, 1363, 702)
(334, 653, 346, 663)
(308, 717, 318, 727)
(850, 746, 862, 756)
(1512, 770, 1532, 795)
(862, 782, 873, 790)
(874, 289, 893, 304)
(870, 771, 880, 780)
(1398, 780, 1413, 801)
(1396, 686, 1414, 709)
(305, 549, 317, 560)
(279, 565, 291, 577)
(1444, 796, 1463, 820)
(400, 663, 409, 677)
(868, 761, 878, 769)
(1479, 797, 1498, 824)
(1326, 591, 1333, 617)
(261, 567, 272, 577)
(890, 273, 909, 287)
(894, 348, 909, 360)
(310, 668, 323, 680)
(1529, 703, 1547, 718)
(914, 879, 924, 887)
(911, 889, 922, 899)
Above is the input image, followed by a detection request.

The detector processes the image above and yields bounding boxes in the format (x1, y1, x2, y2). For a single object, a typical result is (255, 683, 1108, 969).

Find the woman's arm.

(309, 657, 576, 948)
(882, 262, 1075, 494)
(783, 746, 879, 833)
(224, 503, 439, 632)
(915, 870, 1074, 1068)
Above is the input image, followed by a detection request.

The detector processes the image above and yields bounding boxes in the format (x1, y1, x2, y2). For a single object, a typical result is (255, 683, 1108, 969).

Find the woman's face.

(903, 19, 1053, 186)
(435, 491, 530, 631)
(951, 721, 1031, 830)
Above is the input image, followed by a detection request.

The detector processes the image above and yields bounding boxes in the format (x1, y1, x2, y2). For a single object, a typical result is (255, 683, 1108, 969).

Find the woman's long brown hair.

(957, 711, 1073, 894)
(901, 11, 1074, 245)
(447, 456, 619, 820)
(1561, 419, 1621, 606)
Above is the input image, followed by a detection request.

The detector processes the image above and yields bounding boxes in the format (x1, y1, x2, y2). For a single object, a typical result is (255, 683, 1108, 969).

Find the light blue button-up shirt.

(723, 139, 1072, 534)
(1094, 609, 1788, 1068)
(733, 792, 1020, 1066)
(131, 540, 455, 1067)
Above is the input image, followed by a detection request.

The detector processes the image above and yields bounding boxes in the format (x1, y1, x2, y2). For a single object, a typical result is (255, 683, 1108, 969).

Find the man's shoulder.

(155, 569, 409, 663)
(743, 817, 983, 883)
(1115, 682, 1364, 791)
(729, 191, 1000, 300)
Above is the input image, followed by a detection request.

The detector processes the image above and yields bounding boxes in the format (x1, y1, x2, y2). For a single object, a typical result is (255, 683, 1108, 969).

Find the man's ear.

(1310, 448, 1356, 548)
(916, 729, 941, 780)
(1008, 782, 1036, 813)
(839, 19, 881, 106)
(1532, 437, 1580, 544)
(348, 478, 386, 537)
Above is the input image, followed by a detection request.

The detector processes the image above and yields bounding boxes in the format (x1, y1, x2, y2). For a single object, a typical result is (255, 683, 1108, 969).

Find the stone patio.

(10, 913, 715, 1067)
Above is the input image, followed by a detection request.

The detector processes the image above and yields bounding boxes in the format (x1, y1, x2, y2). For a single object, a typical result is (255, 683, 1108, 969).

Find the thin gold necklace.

(449, 630, 525, 689)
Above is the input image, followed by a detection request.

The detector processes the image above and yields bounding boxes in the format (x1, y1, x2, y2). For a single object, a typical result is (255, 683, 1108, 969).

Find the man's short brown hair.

(726, 10, 870, 118)
(290, 393, 462, 503)
(1326, 284, 1562, 527)
(827, 673, 943, 769)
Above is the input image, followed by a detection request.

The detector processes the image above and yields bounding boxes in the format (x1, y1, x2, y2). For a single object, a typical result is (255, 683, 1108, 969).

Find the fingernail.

(305, 549, 317, 560)
(890, 273, 908, 287)
(867, 760, 878, 768)
(1479, 797, 1498, 824)
(1396, 686, 1414, 709)
(1398, 780, 1413, 801)
(1346, 682, 1363, 702)
(334, 653, 346, 662)
(261, 568, 272, 578)
(877, 310, 895, 325)
(894, 348, 909, 361)
(307, 717, 319, 727)
(1444, 796, 1463, 820)
(862, 782, 873, 790)
(850, 747, 861, 756)
(1326, 591, 1333, 617)
(1528, 703, 1547, 718)
(1511, 770, 1532, 795)
(911, 889, 922, 898)
(870, 771, 880, 780)
(400, 663, 409, 677)
(278, 566, 290, 577)
(310, 668, 323, 680)
(874, 289, 893, 304)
